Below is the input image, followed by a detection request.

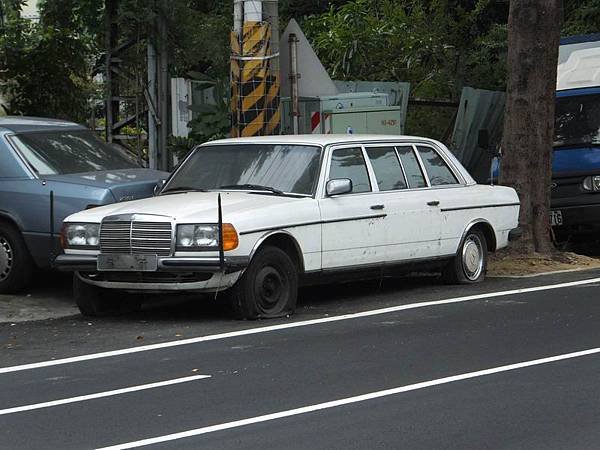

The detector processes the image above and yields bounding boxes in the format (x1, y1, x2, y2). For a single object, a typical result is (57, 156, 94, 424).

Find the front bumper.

(55, 254, 249, 291)
(551, 202, 600, 239)
(55, 254, 249, 273)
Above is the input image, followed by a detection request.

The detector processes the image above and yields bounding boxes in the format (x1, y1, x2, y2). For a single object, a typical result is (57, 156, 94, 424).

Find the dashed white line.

(96, 346, 600, 449)
(1, 277, 599, 375)
(0, 374, 210, 416)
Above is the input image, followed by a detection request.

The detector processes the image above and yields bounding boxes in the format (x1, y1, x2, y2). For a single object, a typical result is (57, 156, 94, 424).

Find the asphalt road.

(1, 270, 600, 449)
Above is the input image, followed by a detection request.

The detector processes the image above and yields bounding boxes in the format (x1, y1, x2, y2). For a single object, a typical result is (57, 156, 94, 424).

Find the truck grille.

(100, 220, 173, 256)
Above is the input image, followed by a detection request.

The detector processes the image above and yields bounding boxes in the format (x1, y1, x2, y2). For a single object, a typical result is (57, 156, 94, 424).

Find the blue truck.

(550, 34, 600, 242)
(0, 117, 169, 293)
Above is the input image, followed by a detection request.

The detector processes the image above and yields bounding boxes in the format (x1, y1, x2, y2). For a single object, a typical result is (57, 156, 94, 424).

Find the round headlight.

(68, 225, 87, 246)
(177, 225, 195, 247)
(193, 226, 218, 247)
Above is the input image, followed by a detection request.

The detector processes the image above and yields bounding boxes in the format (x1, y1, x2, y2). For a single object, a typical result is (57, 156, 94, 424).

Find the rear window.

(416, 146, 459, 186)
(8, 130, 138, 175)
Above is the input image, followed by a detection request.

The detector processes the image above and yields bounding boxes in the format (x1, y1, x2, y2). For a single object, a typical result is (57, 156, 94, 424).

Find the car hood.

(65, 191, 311, 226)
(44, 168, 170, 202)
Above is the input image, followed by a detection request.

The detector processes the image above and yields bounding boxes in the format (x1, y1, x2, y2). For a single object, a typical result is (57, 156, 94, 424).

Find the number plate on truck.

(550, 210, 563, 226)
(97, 254, 158, 272)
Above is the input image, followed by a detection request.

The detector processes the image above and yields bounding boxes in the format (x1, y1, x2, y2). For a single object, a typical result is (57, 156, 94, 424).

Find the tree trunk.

(500, 0, 563, 254)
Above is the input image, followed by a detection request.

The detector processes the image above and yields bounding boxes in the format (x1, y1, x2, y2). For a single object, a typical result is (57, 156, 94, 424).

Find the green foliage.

(0, 0, 102, 122)
(563, 0, 600, 36)
(304, 0, 508, 97)
(187, 74, 230, 140)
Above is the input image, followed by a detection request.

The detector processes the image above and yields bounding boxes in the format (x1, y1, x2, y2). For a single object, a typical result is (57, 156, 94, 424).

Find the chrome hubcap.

(0, 236, 13, 282)
(462, 234, 483, 281)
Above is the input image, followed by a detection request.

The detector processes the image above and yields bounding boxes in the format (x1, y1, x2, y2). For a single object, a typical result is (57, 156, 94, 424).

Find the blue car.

(0, 117, 169, 293)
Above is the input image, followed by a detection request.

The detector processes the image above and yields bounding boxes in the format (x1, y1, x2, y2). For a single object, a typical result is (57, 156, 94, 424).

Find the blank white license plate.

(550, 210, 563, 226)
(97, 254, 158, 272)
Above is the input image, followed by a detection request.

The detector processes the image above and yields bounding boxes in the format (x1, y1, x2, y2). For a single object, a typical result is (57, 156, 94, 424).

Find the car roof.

(204, 134, 476, 185)
(0, 116, 86, 133)
(205, 134, 443, 147)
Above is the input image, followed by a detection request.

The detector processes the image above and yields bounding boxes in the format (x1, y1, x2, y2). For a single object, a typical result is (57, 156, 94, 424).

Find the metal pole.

(158, 0, 169, 171)
(288, 33, 300, 135)
(233, 0, 243, 33)
(147, 41, 158, 169)
(104, 0, 119, 143)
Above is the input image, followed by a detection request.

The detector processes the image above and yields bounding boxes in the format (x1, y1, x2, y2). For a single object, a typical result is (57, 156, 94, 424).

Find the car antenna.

(218, 193, 224, 271)
(49, 190, 56, 267)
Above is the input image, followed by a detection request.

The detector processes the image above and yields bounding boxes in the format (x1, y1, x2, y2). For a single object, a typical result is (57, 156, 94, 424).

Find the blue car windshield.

(164, 144, 323, 196)
(554, 94, 600, 147)
(9, 130, 138, 175)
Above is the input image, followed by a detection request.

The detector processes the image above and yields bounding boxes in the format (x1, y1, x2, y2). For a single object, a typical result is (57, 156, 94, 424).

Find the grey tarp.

(450, 87, 506, 183)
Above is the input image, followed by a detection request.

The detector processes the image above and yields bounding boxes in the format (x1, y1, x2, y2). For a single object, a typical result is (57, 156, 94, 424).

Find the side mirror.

(326, 178, 353, 196)
(154, 179, 166, 196)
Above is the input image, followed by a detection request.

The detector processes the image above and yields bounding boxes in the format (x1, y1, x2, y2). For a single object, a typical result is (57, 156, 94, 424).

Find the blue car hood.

(44, 168, 169, 202)
(553, 145, 600, 176)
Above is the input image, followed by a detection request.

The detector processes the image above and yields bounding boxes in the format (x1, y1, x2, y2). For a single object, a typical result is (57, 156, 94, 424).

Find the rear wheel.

(443, 228, 488, 284)
(230, 246, 298, 320)
(73, 275, 141, 316)
(0, 222, 34, 294)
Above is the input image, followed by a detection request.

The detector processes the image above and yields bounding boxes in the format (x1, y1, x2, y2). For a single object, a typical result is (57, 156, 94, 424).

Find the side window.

(396, 146, 426, 188)
(329, 147, 371, 193)
(365, 146, 407, 191)
(416, 146, 459, 186)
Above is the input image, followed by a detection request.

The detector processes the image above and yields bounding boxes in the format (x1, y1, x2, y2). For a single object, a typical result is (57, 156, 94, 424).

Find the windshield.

(164, 144, 323, 196)
(554, 93, 600, 147)
(9, 130, 138, 175)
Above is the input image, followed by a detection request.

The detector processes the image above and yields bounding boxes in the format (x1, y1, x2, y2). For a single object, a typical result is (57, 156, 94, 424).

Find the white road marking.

(97, 346, 600, 449)
(0, 375, 210, 416)
(2, 277, 599, 375)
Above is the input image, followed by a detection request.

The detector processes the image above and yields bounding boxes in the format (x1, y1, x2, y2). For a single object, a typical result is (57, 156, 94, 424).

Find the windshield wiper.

(219, 184, 287, 196)
(160, 186, 208, 195)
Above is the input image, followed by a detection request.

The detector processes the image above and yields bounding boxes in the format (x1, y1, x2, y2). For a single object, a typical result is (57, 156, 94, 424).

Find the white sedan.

(56, 135, 521, 319)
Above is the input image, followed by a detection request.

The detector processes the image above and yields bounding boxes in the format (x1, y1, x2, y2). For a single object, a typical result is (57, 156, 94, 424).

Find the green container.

(324, 106, 404, 135)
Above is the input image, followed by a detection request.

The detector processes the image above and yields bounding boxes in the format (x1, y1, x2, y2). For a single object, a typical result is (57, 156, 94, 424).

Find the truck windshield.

(554, 93, 600, 147)
(9, 130, 138, 175)
(164, 144, 323, 196)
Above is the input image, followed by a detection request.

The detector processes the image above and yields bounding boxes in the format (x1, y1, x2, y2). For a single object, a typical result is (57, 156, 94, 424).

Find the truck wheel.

(230, 246, 298, 320)
(0, 222, 34, 294)
(73, 275, 141, 316)
(443, 228, 488, 284)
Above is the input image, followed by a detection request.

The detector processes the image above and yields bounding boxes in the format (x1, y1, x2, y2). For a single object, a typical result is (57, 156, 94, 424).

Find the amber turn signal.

(221, 223, 239, 251)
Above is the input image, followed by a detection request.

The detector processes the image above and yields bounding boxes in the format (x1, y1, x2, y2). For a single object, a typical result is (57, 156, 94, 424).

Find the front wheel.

(443, 229, 488, 284)
(230, 246, 298, 320)
(0, 223, 34, 294)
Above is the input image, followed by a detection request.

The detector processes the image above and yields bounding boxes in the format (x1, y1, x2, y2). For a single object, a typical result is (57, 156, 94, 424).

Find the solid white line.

(0, 375, 210, 416)
(2, 276, 599, 375)
(97, 346, 600, 450)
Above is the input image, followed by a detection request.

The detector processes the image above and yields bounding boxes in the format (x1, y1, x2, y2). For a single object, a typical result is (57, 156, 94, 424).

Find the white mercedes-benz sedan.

(56, 135, 521, 319)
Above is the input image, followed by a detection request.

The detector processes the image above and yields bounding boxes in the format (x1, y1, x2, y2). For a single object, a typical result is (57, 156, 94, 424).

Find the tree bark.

(500, 0, 563, 254)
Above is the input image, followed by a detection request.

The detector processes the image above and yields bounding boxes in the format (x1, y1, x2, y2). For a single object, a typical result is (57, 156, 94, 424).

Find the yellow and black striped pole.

(231, 8, 280, 137)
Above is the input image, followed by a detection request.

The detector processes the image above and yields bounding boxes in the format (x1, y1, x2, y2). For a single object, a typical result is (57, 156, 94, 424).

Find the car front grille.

(100, 220, 173, 256)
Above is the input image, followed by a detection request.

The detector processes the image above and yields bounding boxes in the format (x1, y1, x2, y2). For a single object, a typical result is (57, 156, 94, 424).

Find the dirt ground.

(488, 250, 600, 277)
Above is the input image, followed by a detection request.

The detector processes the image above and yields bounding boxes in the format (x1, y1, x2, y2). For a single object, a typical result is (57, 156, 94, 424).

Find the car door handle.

(427, 201, 440, 206)
(370, 204, 385, 210)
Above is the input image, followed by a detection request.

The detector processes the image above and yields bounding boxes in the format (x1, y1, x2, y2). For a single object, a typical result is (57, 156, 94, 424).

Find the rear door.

(365, 144, 442, 261)
(414, 144, 467, 256)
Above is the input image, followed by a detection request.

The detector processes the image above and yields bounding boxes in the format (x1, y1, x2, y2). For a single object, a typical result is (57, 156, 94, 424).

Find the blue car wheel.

(0, 223, 34, 294)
